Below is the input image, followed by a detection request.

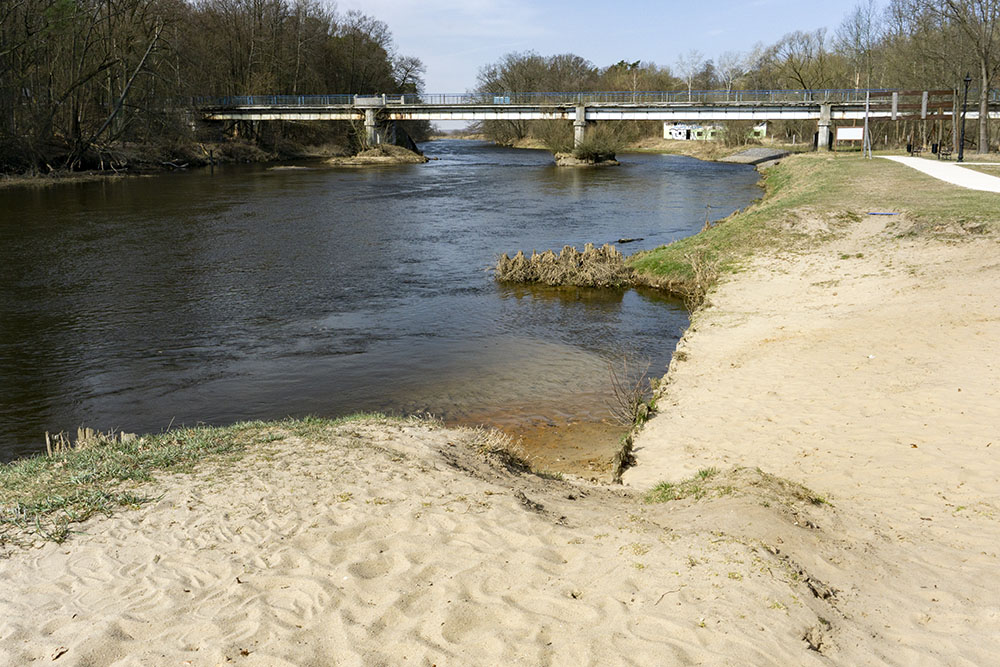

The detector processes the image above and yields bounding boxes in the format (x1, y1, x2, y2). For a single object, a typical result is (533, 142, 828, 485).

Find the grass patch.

(645, 467, 720, 502)
(628, 152, 999, 301)
(0, 413, 399, 545)
(644, 466, 833, 511)
(961, 164, 1000, 176)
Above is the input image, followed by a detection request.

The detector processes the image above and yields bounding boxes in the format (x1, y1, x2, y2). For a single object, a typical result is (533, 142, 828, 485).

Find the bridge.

(194, 89, 998, 150)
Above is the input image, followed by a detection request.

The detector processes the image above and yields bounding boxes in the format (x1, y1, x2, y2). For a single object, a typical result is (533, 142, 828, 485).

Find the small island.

(553, 151, 620, 167)
(326, 144, 429, 166)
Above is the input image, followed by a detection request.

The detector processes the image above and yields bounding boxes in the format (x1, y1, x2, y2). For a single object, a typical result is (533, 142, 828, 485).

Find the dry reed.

(45, 428, 138, 456)
(494, 243, 634, 288)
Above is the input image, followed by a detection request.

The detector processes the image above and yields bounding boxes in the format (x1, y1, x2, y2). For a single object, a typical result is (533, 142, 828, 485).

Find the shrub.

(719, 120, 762, 148)
(572, 122, 634, 161)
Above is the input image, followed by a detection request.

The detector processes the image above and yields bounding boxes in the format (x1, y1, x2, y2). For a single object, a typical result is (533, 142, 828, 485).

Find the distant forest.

(2, 0, 998, 173)
(0, 0, 428, 172)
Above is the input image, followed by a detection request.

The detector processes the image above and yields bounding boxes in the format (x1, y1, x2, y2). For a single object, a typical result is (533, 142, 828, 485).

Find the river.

(0, 140, 760, 465)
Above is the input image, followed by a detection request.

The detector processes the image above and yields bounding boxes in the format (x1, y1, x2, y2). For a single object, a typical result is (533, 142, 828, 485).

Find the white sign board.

(836, 127, 865, 141)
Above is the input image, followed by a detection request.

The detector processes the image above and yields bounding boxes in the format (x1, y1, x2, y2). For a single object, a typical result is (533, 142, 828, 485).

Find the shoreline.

(2, 151, 999, 661)
(1, 142, 748, 477)
(0, 142, 363, 189)
(621, 153, 1000, 660)
(0, 416, 876, 664)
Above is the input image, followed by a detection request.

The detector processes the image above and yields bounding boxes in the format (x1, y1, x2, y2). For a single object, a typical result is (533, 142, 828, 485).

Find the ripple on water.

(0, 141, 761, 461)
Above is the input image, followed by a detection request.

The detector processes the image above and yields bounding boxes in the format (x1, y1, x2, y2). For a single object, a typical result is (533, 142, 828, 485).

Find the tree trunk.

(979, 60, 989, 154)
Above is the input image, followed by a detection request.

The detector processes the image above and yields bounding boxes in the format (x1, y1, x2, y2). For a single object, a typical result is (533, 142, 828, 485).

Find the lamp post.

(959, 73, 972, 162)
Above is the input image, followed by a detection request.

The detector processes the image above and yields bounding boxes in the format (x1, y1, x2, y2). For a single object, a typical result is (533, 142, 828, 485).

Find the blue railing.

(190, 88, 905, 109)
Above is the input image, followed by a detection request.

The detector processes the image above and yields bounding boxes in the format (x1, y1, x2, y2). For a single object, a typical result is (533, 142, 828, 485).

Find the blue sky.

(337, 0, 877, 92)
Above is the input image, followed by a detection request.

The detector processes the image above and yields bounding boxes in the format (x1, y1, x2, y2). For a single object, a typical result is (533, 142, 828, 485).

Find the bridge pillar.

(364, 108, 378, 146)
(573, 105, 587, 148)
(817, 103, 832, 151)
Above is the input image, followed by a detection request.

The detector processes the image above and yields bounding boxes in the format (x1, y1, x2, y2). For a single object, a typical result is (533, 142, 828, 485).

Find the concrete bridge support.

(817, 103, 832, 150)
(573, 105, 587, 149)
(364, 108, 378, 146)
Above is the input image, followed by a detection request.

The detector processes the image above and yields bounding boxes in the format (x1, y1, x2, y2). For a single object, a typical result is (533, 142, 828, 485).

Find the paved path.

(720, 147, 791, 165)
(881, 155, 1000, 193)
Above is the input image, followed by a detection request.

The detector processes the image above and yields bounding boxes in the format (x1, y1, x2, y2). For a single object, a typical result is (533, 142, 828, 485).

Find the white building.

(662, 121, 767, 141)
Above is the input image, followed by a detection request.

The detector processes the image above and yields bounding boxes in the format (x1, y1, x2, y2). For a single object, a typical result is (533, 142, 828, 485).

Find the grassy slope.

(628, 152, 999, 295)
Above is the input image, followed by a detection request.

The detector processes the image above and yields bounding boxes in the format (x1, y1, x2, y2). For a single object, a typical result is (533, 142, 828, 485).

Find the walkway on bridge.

(881, 156, 1000, 193)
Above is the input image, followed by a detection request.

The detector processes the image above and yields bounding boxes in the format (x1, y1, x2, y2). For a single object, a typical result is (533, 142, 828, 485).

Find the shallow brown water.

(0, 141, 760, 461)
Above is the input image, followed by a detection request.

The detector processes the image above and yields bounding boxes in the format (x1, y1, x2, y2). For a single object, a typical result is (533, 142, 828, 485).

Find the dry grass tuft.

(495, 243, 634, 288)
(468, 428, 532, 472)
(45, 428, 138, 456)
(679, 250, 722, 310)
(645, 466, 832, 510)
(607, 354, 652, 426)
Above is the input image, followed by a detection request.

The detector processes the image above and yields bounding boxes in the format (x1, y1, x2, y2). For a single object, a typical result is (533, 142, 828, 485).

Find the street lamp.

(959, 73, 972, 162)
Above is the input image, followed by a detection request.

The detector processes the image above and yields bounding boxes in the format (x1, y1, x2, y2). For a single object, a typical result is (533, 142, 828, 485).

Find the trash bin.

(932, 143, 939, 154)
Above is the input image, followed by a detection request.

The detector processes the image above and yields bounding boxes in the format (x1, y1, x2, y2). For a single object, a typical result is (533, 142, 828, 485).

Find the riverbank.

(0, 415, 880, 664)
(490, 134, 805, 164)
(2, 151, 997, 662)
(628, 151, 999, 299)
(0, 141, 429, 188)
(624, 152, 1000, 661)
(0, 140, 353, 189)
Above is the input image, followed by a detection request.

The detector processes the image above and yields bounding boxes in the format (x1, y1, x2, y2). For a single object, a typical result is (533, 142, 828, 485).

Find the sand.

(0, 422, 846, 666)
(626, 211, 1000, 663)
(2, 209, 998, 664)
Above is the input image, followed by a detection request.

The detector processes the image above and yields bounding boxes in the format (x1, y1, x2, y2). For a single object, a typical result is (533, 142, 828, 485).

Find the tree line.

(0, 0, 427, 173)
(476, 0, 999, 154)
(3, 0, 996, 173)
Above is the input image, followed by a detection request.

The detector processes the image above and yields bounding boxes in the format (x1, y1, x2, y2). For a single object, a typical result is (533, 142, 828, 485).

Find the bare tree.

(717, 50, 748, 96)
(601, 60, 677, 93)
(393, 55, 425, 93)
(676, 49, 705, 100)
(768, 29, 838, 90)
(836, 0, 885, 88)
(929, 0, 1000, 153)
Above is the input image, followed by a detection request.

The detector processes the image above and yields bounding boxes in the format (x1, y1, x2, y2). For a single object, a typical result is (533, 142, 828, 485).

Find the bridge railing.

(413, 89, 901, 105)
(192, 94, 356, 107)
(190, 89, 899, 109)
(187, 88, 1000, 109)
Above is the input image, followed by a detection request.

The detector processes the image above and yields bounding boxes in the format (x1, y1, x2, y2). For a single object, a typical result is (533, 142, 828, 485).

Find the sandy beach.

(1, 420, 846, 666)
(2, 171, 999, 664)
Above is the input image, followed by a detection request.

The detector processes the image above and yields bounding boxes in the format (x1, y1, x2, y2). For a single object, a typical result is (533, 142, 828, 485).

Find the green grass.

(644, 467, 721, 502)
(628, 152, 1000, 299)
(0, 413, 396, 545)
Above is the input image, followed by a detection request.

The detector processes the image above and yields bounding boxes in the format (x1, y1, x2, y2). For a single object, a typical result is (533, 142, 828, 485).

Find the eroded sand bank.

(2, 420, 846, 665)
(625, 211, 1000, 663)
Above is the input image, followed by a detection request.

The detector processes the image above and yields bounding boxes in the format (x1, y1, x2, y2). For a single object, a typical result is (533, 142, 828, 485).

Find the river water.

(0, 140, 760, 463)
